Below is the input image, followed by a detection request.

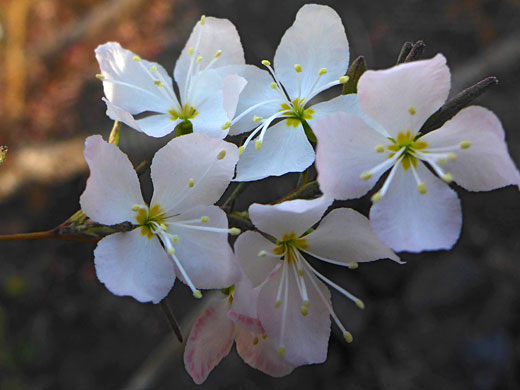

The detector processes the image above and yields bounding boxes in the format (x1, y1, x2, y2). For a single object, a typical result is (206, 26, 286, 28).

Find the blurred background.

(1, 0, 520, 389)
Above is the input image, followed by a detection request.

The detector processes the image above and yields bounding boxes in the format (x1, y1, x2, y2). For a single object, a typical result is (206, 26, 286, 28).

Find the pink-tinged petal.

(235, 231, 279, 287)
(235, 328, 296, 377)
(274, 4, 349, 99)
(95, 42, 176, 114)
(233, 121, 315, 182)
(358, 54, 450, 137)
(80, 135, 143, 225)
(103, 99, 179, 138)
(420, 106, 520, 191)
(304, 208, 400, 265)
(167, 206, 238, 289)
(150, 133, 238, 213)
(370, 162, 462, 252)
(314, 112, 391, 200)
(94, 230, 174, 303)
(228, 274, 264, 334)
(258, 266, 331, 366)
(174, 17, 245, 95)
(249, 196, 333, 239)
(223, 74, 248, 120)
(229, 65, 283, 136)
(184, 298, 235, 385)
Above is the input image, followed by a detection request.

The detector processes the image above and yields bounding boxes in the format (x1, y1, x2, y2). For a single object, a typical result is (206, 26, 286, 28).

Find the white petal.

(273, 4, 349, 99)
(103, 99, 179, 138)
(420, 106, 520, 191)
(314, 112, 390, 200)
(150, 133, 238, 214)
(303, 208, 400, 265)
(235, 231, 279, 287)
(227, 274, 264, 334)
(184, 298, 235, 385)
(257, 266, 331, 366)
(167, 206, 238, 289)
(95, 42, 176, 114)
(370, 162, 462, 252)
(174, 17, 245, 96)
(229, 65, 283, 136)
(249, 196, 333, 239)
(358, 54, 450, 138)
(235, 328, 296, 377)
(234, 121, 315, 182)
(94, 230, 174, 303)
(80, 135, 143, 225)
(223, 74, 248, 120)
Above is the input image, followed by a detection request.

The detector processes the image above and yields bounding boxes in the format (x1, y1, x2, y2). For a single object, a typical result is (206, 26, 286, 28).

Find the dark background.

(1, 0, 519, 389)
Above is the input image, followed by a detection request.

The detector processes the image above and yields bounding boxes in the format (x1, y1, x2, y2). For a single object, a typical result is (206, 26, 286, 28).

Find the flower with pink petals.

(184, 274, 294, 384)
(235, 196, 399, 366)
(80, 133, 239, 303)
(314, 54, 520, 252)
(95, 15, 247, 139)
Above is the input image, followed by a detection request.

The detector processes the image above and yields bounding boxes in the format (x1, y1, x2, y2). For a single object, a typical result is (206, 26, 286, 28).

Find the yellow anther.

(193, 290, 203, 299)
(270, 82, 278, 89)
(188, 178, 195, 188)
(438, 158, 447, 165)
(255, 139, 262, 151)
(275, 300, 282, 308)
(95, 74, 105, 80)
(356, 299, 365, 310)
(294, 64, 303, 73)
(460, 140, 471, 149)
(229, 228, 241, 236)
(448, 153, 456, 162)
(221, 121, 231, 130)
(298, 269, 304, 276)
(343, 331, 353, 343)
(201, 216, 210, 223)
(150, 65, 157, 73)
(348, 263, 359, 270)
(360, 171, 372, 181)
(171, 235, 179, 243)
(375, 145, 385, 153)
(154, 80, 164, 87)
(131, 204, 141, 212)
(301, 306, 308, 316)
(253, 115, 263, 122)
(217, 150, 226, 160)
(160, 223, 168, 231)
(371, 192, 382, 203)
(258, 250, 267, 257)
(200, 15, 206, 25)
(442, 173, 453, 183)
(417, 183, 427, 194)
(408, 106, 417, 115)
(253, 337, 259, 346)
(238, 146, 245, 156)
(188, 47, 194, 56)
(132, 55, 141, 62)
(318, 67, 327, 75)
(196, 56, 203, 63)
(167, 247, 176, 255)
(303, 300, 310, 307)
(261, 60, 271, 67)
(339, 75, 349, 84)
(279, 346, 286, 357)
(214, 49, 222, 58)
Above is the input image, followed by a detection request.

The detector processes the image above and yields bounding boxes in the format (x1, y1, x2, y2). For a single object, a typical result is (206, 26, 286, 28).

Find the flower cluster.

(79, 2, 520, 385)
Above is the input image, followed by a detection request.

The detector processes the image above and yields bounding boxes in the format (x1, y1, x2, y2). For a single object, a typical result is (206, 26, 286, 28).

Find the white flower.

(80, 133, 239, 303)
(228, 4, 362, 181)
(235, 197, 399, 365)
(95, 15, 247, 139)
(314, 54, 520, 252)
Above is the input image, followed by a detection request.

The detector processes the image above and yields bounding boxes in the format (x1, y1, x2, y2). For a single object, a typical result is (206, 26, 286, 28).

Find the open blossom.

(95, 15, 247, 139)
(80, 133, 239, 303)
(235, 197, 399, 366)
(314, 54, 520, 252)
(184, 273, 294, 384)
(229, 4, 360, 181)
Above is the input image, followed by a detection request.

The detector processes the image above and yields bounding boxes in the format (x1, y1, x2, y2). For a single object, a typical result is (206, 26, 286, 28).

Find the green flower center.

(169, 104, 198, 121)
(279, 98, 315, 128)
(134, 204, 167, 239)
(387, 131, 428, 170)
(273, 232, 309, 262)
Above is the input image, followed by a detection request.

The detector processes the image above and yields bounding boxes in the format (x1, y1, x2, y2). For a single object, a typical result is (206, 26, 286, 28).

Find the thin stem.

(108, 121, 121, 146)
(159, 300, 183, 343)
(0, 230, 99, 242)
(222, 182, 249, 212)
